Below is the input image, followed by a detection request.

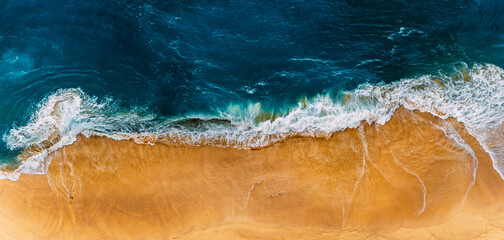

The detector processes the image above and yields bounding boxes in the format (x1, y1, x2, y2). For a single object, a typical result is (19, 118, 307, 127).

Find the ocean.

(1, 0, 504, 180)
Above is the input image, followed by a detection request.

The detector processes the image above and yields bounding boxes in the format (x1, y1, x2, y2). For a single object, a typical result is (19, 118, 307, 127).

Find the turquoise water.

(2, 0, 504, 177)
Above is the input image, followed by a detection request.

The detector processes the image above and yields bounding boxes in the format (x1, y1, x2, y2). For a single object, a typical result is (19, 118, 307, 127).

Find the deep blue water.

(1, 0, 504, 164)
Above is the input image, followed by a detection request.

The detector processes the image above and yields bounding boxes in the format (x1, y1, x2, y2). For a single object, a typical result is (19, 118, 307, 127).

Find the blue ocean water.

(1, 0, 504, 169)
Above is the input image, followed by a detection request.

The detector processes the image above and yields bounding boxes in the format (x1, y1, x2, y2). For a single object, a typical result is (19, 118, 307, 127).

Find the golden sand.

(1, 108, 504, 239)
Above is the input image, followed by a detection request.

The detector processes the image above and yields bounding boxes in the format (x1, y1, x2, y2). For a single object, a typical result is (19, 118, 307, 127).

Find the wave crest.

(3, 63, 504, 180)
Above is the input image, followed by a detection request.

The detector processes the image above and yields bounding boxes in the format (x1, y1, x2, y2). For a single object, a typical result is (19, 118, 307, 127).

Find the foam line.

(3, 63, 504, 180)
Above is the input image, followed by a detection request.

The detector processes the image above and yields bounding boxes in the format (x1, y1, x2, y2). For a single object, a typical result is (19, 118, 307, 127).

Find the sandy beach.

(1, 108, 503, 240)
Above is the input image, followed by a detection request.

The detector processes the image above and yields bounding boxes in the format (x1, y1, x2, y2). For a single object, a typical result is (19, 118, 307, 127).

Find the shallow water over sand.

(1, 109, 502, 239)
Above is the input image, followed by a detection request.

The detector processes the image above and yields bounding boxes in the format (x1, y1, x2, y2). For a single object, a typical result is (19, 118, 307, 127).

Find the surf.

(2, 63, 504, 181)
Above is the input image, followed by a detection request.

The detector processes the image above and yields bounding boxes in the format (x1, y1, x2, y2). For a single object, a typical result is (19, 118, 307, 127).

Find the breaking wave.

(2, 63, 504, 180)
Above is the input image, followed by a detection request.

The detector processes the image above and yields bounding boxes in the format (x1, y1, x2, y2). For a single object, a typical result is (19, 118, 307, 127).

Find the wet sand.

(1, 108, 504, 240)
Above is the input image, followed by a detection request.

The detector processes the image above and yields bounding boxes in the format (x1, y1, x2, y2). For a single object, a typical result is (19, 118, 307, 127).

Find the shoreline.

(1, 108, 503, 239)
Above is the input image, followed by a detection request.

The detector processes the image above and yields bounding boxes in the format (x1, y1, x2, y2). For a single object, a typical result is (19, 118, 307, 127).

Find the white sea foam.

(3, 63, 504, 180)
